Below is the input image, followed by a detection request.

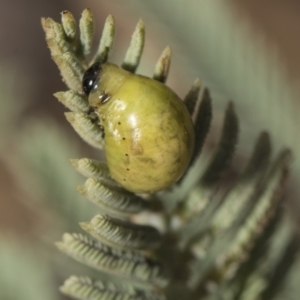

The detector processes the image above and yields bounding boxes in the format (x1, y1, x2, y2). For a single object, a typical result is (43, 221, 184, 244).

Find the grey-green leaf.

(65, 112, 104, 149)
(60, 275, 166, 300)
(122, 19, 145, 73)
(70, 158, 111, 180)
(80, 214, 162, 250)
(77, 178, 148, 217)
(56, 233, 169, 288)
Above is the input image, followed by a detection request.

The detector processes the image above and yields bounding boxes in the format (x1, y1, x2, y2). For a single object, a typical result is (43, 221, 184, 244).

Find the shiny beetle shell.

(84, 62, 195, 193)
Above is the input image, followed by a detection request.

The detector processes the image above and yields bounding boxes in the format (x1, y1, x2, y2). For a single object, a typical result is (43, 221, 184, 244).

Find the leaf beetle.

(83, 62, 195, 193)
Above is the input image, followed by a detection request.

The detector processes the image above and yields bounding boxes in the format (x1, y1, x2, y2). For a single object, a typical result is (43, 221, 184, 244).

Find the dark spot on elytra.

(122, 137, 126, 140)
(125, 153, 129, 156)
(118, 122, 121, 125)
(123, 179, 126, 181)
(126, 168, 130, 171)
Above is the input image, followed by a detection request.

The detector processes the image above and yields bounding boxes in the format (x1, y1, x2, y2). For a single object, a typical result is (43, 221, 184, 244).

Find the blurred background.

(0, 0, 300, 298)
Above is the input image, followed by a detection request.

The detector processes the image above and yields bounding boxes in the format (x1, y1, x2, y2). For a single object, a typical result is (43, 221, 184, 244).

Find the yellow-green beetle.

(83, 62, 195, 193)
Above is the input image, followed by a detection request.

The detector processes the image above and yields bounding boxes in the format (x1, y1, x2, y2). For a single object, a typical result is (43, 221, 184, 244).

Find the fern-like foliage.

(42, 9, 298, 300)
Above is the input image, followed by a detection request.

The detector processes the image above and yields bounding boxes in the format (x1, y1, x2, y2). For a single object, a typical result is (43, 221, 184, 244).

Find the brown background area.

(231, 0, 300, 91)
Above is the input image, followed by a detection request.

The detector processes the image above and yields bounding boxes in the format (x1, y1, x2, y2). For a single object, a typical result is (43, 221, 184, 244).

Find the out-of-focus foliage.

(12, 120, 97, 230)
(0, 235, 59, 300)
